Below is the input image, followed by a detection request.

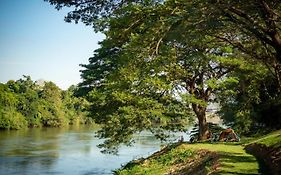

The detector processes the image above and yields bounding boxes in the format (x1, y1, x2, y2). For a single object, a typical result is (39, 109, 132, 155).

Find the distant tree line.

(0, 76, 91, 129)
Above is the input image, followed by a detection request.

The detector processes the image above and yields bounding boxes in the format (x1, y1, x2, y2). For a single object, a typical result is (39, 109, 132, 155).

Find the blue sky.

(0, 0, 104, 89)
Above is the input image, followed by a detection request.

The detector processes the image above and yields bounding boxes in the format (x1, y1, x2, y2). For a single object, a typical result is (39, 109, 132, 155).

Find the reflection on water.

(0, 125, 189, 175)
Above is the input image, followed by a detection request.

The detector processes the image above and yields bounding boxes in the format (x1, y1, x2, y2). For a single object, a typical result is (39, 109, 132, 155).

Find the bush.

(0, 108, 28, 129)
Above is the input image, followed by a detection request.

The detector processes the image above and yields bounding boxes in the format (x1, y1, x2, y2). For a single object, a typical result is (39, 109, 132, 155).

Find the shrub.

(0, 108, 28, 129)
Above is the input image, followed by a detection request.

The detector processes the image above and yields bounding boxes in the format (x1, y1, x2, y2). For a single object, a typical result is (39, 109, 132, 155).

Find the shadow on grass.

(220, 153, 257, 163)
(218, 170, 260, 175)
(245, 144, 275, 175)
(217, 151, 260, 175)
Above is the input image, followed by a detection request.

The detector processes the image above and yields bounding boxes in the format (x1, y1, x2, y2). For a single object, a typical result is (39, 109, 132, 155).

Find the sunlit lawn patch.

(248, 130, 281, 148)
(183, 143, 259, 175)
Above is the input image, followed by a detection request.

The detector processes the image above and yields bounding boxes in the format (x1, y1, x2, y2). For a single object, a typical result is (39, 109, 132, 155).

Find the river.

(0, 125, 190, 175)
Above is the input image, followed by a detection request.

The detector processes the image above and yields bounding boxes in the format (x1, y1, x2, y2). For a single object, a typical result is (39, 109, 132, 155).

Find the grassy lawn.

(115, 142, 260, 175)
(115, 130, 281, 175)
(183, 143, 259, 175)
(247, 130, 281, 148)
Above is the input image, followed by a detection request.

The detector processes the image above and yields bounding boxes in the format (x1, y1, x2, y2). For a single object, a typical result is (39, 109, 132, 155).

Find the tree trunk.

(192, 104, 210, 140)
(197, 110, 209, 140)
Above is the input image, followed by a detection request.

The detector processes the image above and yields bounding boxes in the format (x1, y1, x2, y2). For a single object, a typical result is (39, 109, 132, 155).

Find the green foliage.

(0, 76, 90, 129)
(47, 0, 281, 150)
(115, 145, 195, 175)
(218, 60, 281, 134)
(74, 0, 245, 151)
(89, 83, 192, 153)
(0, 107, 27, 129)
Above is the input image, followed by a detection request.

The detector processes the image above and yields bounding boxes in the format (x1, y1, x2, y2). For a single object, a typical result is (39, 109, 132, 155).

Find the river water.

(0, 125, 189, 175)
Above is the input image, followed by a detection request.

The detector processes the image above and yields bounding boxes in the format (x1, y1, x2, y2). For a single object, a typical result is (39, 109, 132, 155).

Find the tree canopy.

(46, 0, 281, 152)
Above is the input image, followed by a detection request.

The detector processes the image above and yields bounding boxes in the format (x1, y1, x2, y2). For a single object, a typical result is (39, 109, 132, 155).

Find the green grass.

(115, 145, 196, 175)
(248, 130, 281, 148)
(115, 143, 260, 175)
(183, 143, 259, 175)
(116, 130, 281, 175)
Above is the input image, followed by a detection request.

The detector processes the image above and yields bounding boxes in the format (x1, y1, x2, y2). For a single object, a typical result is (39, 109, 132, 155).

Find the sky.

(0, 0, 104, 90)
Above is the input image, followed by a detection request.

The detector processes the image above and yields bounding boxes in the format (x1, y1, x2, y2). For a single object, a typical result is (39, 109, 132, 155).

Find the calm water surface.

(0, 125, 189, 175)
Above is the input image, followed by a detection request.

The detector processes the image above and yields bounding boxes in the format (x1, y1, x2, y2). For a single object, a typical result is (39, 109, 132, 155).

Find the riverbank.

(115, 130, 281, 175)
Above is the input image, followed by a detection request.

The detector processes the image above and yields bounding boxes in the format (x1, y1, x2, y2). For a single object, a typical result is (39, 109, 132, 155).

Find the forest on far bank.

(0, 75, 91, 129)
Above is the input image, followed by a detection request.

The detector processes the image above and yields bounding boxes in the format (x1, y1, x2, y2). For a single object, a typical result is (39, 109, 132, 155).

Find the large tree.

(45, 0, 281, 90)
(46, 0, 239, 152)
(45, 0, 281, 150)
